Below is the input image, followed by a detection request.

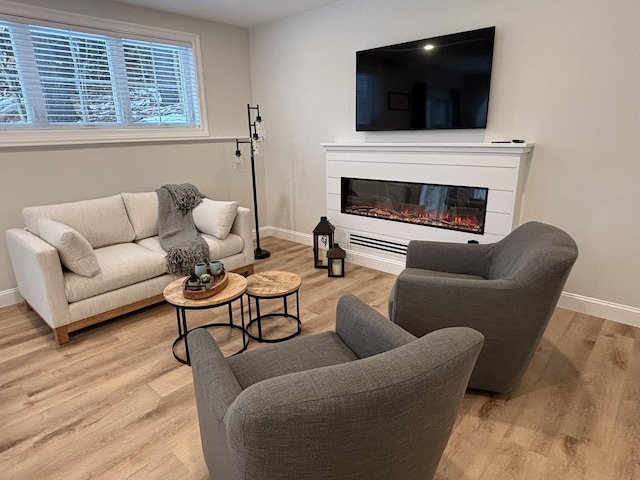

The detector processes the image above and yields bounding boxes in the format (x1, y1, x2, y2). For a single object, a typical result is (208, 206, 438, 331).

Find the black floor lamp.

(235, 104, 270, 260)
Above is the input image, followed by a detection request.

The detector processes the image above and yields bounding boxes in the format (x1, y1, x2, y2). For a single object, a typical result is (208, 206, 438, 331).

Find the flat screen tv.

(356, 27, 495, 131)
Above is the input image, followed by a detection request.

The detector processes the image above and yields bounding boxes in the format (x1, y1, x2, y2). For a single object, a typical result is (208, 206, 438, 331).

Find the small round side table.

(163, 272, 248, 365)
(245, 271, 302, 343)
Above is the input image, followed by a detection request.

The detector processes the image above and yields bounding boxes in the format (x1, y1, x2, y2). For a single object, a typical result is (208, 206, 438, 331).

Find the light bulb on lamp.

(255, 118, 266, 140)
(252, 139, 262, 156)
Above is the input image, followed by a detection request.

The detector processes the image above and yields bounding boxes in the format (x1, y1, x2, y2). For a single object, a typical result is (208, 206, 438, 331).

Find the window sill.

(0, 125, 215, 149)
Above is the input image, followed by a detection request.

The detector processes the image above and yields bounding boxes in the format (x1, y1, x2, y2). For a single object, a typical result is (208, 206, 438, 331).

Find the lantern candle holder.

(313, 216, 335, 268)
(327, 243, 346, 277)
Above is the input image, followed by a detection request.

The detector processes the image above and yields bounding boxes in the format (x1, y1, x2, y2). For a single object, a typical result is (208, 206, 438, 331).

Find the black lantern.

(313, 216, 335, 268)
(327, 243, 346, 277)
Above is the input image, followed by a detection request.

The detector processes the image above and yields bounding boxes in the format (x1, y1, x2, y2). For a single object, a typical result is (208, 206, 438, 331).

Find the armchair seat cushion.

(227, 331, 358, 389)
(64, 243, 167, 303)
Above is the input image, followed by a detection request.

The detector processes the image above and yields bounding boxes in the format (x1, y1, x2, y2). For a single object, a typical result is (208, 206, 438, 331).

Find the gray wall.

(248, 0, 640, 318)
(0, 0, 257, 296)
(2, 0, 639, 323)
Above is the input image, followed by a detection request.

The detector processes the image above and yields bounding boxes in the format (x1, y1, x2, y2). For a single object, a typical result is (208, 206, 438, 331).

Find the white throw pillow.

(192, 199, 239, 240)
(38, 218, 100, 277)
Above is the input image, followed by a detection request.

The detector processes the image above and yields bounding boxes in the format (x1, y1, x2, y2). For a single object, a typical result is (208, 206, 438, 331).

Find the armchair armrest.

(5, 228, 70, 329)
(187, 328, 243, 421)
(187, 328, 244, 479)
(335, 294, 416, 359)
(391, 268, 532, 336)
(406, 240, 493, 276)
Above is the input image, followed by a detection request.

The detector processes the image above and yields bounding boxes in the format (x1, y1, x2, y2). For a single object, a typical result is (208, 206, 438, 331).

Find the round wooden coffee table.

(245, 270, 302, 343)
(163, 272, 248, 365)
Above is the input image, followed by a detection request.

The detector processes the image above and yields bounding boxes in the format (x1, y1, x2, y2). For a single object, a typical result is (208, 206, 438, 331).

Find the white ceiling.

(112, 0, 340, 28)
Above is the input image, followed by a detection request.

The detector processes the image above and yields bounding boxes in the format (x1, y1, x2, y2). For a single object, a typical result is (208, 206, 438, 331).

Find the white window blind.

(0, 19, 200, 129)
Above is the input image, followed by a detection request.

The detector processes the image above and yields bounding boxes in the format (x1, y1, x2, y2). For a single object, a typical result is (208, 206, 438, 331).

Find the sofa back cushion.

(121, 192, 158, 240)
(22, 195, 135, 249)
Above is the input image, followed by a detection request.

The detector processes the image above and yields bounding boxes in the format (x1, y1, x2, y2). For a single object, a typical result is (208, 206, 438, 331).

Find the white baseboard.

(0, 288, 23, 309)
(262, 226, 312, 246)
(558, 292, 640, 328)
(265, 226, 406, 274)
(341, 247, 405, 275)
(2, 228, 638, 328)
(265, 226, 640, 328)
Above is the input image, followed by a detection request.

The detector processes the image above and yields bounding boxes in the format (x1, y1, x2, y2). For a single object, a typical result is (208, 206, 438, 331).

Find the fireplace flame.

(344, 205, 483, 233)
(342, 177, 487, 235)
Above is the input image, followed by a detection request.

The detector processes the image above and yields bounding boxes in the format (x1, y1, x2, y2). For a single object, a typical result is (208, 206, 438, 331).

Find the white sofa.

(5, 192, 254, 344)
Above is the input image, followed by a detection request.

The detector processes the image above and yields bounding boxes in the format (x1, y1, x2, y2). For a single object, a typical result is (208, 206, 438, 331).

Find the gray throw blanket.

(156, 183, 209, 275)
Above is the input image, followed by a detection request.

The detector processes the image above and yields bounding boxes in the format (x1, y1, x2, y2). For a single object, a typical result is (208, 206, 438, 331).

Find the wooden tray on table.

(182, 271, 229, 300)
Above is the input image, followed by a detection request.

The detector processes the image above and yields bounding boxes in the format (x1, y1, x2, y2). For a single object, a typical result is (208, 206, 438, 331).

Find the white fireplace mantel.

(322, 142, 535, 274)
(323, 142, 534, 156)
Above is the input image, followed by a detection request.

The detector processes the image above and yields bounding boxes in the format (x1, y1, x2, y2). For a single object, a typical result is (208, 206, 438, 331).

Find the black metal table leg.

(246, 289, 302, 343)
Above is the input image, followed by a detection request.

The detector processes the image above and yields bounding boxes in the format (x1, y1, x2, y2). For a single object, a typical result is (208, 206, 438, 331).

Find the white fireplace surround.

(323, 142, 535, 274)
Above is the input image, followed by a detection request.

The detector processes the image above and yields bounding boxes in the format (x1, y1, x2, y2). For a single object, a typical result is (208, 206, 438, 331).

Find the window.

(0, 3, 207, 146)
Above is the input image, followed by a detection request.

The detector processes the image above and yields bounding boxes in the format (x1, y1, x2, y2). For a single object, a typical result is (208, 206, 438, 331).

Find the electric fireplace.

(324, 142, 534, 274)
(341, 177, 488, 235)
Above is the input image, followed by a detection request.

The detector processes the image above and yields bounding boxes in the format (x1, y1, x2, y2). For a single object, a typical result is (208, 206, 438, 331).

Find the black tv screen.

(356, 27, 495, 131)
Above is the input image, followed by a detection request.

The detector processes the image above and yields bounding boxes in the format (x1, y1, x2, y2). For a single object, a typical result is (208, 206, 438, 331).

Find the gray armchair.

(388, 221, 578, 394)
(187, 294, 484, 480)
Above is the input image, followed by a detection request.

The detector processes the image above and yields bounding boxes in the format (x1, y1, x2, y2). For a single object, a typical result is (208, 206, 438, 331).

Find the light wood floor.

(1, 237, 638, 479)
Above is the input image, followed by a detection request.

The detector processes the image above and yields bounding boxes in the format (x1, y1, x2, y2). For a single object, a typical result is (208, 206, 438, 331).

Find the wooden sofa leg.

(54, 326, 70, 345)
(232, 264, 254, 277)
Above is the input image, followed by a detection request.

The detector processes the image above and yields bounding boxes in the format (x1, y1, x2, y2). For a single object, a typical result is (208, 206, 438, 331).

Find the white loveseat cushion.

(64, 243, 167, 303)
(38, 219, 100, 277)
(22, 195, 135, 249)
(201, 233, 245, 260)
(192, 199, 238, 240)
(122, 192, 159, 240)
(136, 233, 245, 262)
